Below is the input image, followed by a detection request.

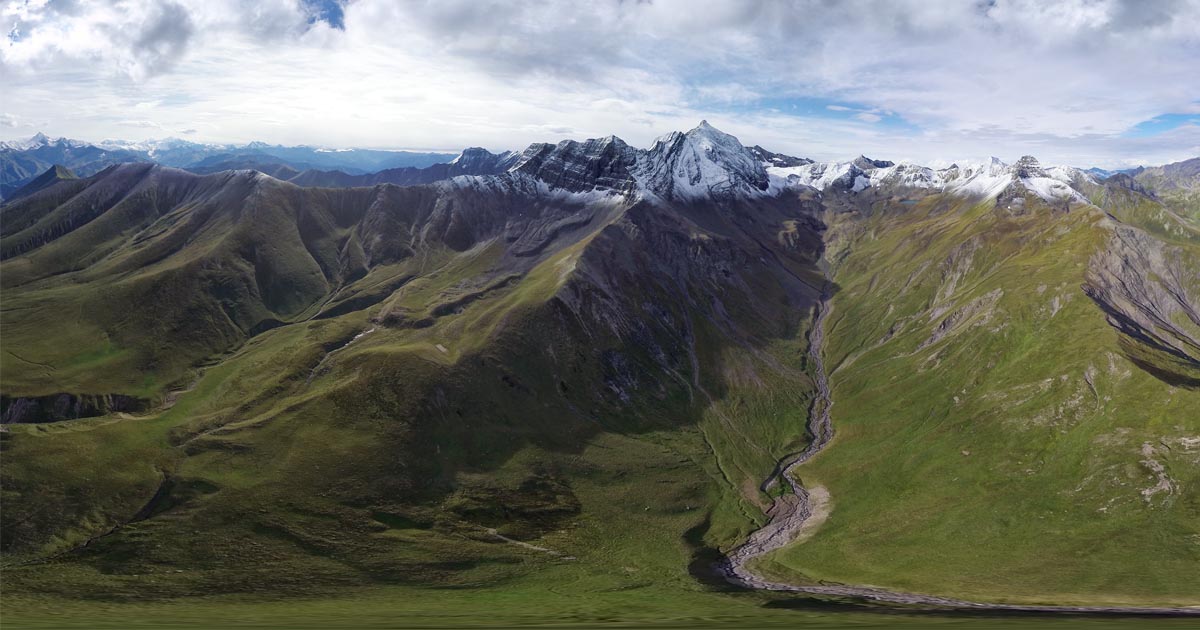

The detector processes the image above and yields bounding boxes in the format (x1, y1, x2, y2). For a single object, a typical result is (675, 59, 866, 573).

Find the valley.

(1, 123, 1198, 627)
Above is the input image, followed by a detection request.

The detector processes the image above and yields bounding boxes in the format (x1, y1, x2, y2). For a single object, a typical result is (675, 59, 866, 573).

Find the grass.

(3, 170, 1198, 627)
(753, 195, 1200, 606)
(2, 186, 826, 626)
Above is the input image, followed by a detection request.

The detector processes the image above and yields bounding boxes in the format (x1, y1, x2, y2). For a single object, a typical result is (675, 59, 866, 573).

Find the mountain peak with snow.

(636, 121, 769, 201)
(763, 149, 1094, 204)
(504, 121, 770, 202)
(499, 123, 1098, 206)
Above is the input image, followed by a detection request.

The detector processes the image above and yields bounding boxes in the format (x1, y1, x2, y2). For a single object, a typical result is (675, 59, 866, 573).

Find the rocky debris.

(1084, 221, 1200, 387)
(919, 289, 1004, 350)
(721, 279, 834, 577)
(0, 393, 149, 424)
(1139, 442, 1176, 504)
(932, 238, 981, 309)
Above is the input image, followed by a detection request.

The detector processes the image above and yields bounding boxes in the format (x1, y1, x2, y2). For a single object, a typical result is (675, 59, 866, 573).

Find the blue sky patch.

(1124, 112, 1200, 137)
(303, 0, 345, 30)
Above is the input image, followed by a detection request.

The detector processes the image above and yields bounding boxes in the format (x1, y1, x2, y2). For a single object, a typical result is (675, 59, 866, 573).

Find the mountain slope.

(1, 123, 1197, 617)
(1, 127, 829, 612)
(751, 179, 1200, 606)
(3, 164, 78, 202)
(1132, 157, 1200, 220)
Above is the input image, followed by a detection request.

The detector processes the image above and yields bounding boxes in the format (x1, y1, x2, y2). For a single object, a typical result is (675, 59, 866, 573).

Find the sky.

(2, 0, 1199, 168)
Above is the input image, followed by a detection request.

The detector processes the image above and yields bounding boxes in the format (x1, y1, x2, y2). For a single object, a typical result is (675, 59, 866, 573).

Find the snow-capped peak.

(0, 132, 51, 151)
(634, 121, 770, 201)
(938, 156, 1090, 202)
(765, 151, 1093, 204)
(503, 121, 770, 202)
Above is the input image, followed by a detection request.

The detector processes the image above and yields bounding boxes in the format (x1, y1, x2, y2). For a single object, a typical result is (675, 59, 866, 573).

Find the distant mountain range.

(7, 130, 1197, 210)
(0, 133, 457, 200)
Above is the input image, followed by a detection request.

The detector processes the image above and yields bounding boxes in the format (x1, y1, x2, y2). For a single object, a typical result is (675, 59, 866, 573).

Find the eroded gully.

(715, 279, 1199, 615)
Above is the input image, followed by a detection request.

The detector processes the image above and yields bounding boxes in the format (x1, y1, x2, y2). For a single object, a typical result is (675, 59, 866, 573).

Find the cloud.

(127, 2, 194, 79)
(1, 0, 1198, 167)
(117, 119, 166, 129)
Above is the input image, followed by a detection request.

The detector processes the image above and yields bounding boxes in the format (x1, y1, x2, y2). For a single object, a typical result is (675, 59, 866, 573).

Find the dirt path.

(716, 280, 1200, 616)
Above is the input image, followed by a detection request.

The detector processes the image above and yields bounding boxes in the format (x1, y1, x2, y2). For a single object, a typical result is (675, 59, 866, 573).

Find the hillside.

(1132, 157, 1200, 219)
(1, 124, 1198, 623)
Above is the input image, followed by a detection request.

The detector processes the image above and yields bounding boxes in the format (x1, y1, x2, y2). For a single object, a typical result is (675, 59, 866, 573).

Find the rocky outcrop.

(509, 136, 640, 194)
(0, 393, 150, 424)
(851, 155, 895, 170)
(1084, 221, 1200, 387)
(749, 145, 813, 168)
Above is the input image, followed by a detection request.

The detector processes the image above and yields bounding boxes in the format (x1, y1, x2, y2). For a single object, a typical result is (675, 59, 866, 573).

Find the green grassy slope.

(754, 192, 1200, 606)
(2, 174, 836, 623)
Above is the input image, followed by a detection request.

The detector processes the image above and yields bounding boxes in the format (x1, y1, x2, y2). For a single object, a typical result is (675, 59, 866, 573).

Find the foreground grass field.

(6, 576, 1200, 629)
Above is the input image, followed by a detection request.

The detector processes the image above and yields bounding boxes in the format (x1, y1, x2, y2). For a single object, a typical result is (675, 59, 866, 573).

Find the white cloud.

(1, 0, 1198, 167)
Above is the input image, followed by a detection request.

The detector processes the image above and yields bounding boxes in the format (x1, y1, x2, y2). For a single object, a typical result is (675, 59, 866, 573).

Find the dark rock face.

(851, 155, 894, 170)
(1084, 222, 1200, 388)
(1106, 173, 1152, 196)
(0, 393, 150, 423)
(750, 146, 813, 168)
(1012, 155, 1048, 179)
(449, 147, 520, 174)
(510, 136, 640, 194)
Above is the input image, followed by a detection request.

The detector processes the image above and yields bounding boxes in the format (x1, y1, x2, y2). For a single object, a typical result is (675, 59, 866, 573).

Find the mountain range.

(1, 122, 1198, 618)
(0, 133, 456, 200)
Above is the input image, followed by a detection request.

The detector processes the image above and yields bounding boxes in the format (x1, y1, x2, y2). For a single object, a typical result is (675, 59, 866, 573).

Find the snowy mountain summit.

(508, 121, 770, 202)
(765, 151, 1092, 203)
(502, 122, 1094, 206)
(636, 120, 770, 201)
